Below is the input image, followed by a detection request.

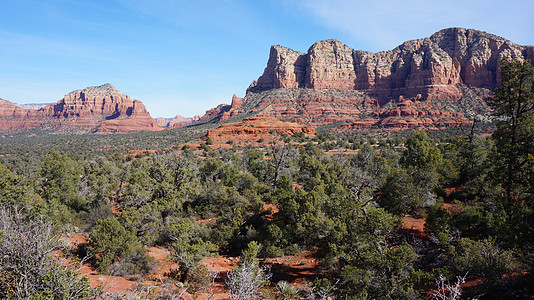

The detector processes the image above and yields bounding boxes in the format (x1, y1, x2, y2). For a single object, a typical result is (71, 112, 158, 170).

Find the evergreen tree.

(489, 58, 534, 244)
(490, 58, 534, 204)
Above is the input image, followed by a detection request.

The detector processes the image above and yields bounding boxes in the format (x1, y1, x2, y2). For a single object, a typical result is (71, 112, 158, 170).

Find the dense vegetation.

(0, 59, 533, 299)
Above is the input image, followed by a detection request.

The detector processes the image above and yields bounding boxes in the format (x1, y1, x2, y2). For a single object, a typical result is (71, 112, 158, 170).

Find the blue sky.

(1, 0, 533, 118)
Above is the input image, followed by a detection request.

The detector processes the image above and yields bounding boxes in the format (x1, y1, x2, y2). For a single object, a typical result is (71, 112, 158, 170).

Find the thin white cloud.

(293, 0, 534, 51)
(0, 30, 112, 60)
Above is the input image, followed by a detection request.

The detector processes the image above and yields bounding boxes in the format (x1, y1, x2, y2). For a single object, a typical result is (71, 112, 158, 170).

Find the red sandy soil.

(60, 235, 138, 293)
(400, 216, 428, 238)
(444, 186, 464, 197)
(264, 250, 322, 289)
(263, 203, 279, 221)
(200, 256, 240, 299)
(196, 216, 217, 225)
(147, 246, 176, 279)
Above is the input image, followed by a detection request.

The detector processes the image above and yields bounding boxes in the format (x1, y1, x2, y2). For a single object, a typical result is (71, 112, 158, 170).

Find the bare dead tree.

(205, 267, 220, 300)
(306, 279, 339, 300)
(431, 274, 480, 300)
(0, 209, 98, 299)
(226, 260, 271, 300)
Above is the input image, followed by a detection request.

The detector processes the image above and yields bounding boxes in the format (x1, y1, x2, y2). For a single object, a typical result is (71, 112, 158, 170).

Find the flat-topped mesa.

(250, 28, 534, 101)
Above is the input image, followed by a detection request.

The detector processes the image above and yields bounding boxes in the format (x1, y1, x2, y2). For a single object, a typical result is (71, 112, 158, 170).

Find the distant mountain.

(0, 84, 161, 134)
(155, 115, 201, 128)
(16, 103, 53, 110)
(195, 28, 533, 132)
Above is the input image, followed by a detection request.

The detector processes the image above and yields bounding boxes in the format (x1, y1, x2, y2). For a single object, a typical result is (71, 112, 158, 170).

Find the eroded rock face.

(234, 88, 485, 132)
(194, 94, 246, 125)
(197, 28, 531, 132)
(0, 84, 161, 133)
(256, 46, 307, 89)
(202, 115, 315, 146)
(251, 28, 532, 100)
(306, 39, 358, 89)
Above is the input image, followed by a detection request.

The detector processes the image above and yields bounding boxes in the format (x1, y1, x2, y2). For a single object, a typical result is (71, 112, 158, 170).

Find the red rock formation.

(202, 115, 315, 146)
(198, 28, 532, 132)
(306, 39, 357, 89)
(156, 115, 200, 128)
(96, 99, 161, 133)
(155, 117, 169, 127)
(251, 28, 533, 100)
(195, 103, 231, 124)
(194, 94, 247, 125)
(255, 46, 306, 89)
(0, 84, 161, 134)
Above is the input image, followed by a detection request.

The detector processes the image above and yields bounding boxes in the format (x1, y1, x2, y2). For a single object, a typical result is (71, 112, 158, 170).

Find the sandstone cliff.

(251, 28, 533, 99)
(202, 28, 532, 132)
(0, 84, 161, 134)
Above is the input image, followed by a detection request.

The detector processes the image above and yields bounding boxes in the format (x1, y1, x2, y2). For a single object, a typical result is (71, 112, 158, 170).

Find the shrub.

(0, 210, 98, 299)
(88, 217, 150, 276)
(284, 244, 299, 256)
(452, 237, 514, 282)
(263, 245, 284, 258)
(276, 280, 300, 299)
(187, 264, 210, 293)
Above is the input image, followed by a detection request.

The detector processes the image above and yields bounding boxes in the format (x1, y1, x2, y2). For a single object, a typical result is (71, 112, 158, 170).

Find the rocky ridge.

(202, 115, 315, 146)
(199, 28, 532, 132)
(0, 84, 161, 134)
(251, 28, 533, 98)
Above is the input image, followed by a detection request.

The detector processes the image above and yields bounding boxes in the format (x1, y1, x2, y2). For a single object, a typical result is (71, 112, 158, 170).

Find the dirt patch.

(126, 149, 158, 157)
(59, 235, 138, 293)
(399, 216, 428, 238)
(263, 203, 279, 221)
(147, 246, 177, 279)
(264, 250, 322, 289)
(63, 234, 88, 245)
(200, 255, 239, 299)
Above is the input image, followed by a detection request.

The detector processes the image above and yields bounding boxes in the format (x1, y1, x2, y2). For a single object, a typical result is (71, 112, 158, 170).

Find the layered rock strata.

(0, 84, 161, 133)
(251, 28, 533, 100)
(200, 28, 532, 132)
(202, 115, 315, 146)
